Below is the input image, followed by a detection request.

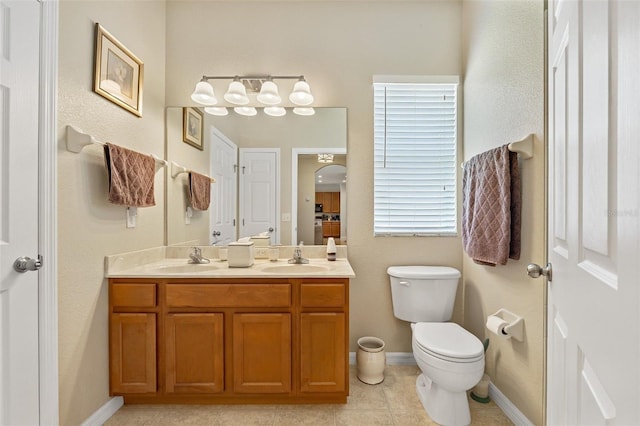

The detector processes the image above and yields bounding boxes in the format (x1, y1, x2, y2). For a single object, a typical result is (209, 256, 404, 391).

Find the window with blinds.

(373, 81, 458, 236)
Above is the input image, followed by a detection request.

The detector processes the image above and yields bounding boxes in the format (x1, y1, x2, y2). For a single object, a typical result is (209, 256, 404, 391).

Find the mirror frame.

(291, 147, 347, 245)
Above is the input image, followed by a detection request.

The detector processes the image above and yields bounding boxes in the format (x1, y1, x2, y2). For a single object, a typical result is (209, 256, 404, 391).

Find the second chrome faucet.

(288, 242, 309, 264)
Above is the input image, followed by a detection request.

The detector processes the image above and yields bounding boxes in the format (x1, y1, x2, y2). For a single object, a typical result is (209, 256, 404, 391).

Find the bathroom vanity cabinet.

(109, 277, 349, 404)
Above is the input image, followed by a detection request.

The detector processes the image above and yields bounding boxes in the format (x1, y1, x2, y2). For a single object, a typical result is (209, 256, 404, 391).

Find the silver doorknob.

(527, 262, 552, 281)
(14, 255, 43, 273)
(212, 231, 221, 237)
(268, 227, 274, 233)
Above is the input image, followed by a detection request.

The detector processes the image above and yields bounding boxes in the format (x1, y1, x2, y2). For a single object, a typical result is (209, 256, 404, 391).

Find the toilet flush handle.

(399, 280, 411, 287)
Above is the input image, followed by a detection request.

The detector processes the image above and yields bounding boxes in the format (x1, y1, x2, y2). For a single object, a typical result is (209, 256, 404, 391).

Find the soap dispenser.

(326, 237, 337, 261)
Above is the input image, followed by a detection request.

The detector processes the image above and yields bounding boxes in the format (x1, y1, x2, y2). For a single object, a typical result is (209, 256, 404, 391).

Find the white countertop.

(105, 246, 355, 279)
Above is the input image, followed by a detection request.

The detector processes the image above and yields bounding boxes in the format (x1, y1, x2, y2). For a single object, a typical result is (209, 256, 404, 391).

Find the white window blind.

(373, 82, 458, 236)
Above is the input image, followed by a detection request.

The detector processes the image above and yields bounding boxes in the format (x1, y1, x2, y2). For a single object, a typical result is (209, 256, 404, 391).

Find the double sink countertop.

(105, 245, 355, 279)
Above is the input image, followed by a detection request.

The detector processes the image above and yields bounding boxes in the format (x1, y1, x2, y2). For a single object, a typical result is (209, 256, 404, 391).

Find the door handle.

(268, 227, 274, 233)
(212, 231, 221, 237)
(13, 255, 43, 273)
(527, 262, 552, 281)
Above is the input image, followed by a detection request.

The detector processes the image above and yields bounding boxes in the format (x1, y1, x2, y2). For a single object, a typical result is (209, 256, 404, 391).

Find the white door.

(239, 149, 279, 243)
(0, 1, 41, 424)
(547, 1, 640, 425)
(209, 128, 237, 246)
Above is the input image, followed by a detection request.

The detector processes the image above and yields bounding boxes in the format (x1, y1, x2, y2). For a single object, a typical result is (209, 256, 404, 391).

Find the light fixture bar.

(200, 75, 305, 81)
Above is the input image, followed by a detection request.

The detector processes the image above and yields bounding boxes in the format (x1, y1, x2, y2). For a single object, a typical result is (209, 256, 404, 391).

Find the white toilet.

(388, 266, 485, 426)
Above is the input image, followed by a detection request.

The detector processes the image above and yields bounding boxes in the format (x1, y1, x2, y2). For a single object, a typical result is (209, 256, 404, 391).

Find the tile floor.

(105, 366, 513, 425)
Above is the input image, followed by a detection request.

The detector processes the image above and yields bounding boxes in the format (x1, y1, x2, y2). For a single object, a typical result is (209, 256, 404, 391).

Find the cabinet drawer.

(112, 283, 157, 308)
(300, 283, 345, 308)
(166, 284, 291, 308)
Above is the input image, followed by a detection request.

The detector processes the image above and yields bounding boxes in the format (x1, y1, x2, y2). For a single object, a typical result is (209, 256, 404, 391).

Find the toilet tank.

(388, 266, 461, 322)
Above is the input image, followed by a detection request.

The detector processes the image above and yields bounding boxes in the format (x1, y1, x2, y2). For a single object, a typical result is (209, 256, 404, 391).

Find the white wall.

(165, 0, 464, 353)
(57, 1, 166, 424)
(461, 1, 545, 424)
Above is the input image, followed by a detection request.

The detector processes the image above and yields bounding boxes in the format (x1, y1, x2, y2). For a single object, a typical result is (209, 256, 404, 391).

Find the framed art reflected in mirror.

(183, 106, 204, 150)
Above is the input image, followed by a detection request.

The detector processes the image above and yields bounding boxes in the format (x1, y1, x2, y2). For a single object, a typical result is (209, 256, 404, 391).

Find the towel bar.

(65, 125, 168, 171)
(171, 161, 216, 183)
(461, 134, 534, 169)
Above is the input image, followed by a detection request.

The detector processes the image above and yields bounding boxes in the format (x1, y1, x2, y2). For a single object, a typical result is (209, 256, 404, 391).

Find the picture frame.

(93, 23, 144, 117)
(183, 107, 204, 150)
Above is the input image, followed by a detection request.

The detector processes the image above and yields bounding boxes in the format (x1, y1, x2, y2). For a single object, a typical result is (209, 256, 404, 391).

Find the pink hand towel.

(189, 171, 211, 211)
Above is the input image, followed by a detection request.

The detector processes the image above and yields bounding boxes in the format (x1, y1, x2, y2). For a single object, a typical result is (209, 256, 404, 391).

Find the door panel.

(239, 149, 279, 243)
(0, 1, 40, 424)
(210, 129, 237, 245)
(547, 1, 639, 424)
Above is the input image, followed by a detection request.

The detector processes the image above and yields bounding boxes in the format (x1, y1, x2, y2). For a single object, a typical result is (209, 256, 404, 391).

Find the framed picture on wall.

(93, 23, 144, 117)
(183, 107, 204, 150)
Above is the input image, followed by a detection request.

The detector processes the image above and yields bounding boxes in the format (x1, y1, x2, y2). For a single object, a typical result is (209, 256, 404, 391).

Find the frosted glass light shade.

(234, 106, 257, 116)
(224, 81, 250, 105)
(257, 81, 282, 105)
(293, 107, 315, 116)
(264, 106, 286, 117)
(289, 80, 314, 106)
(204, 107, 228, 116)
(191, 81, 217, 105)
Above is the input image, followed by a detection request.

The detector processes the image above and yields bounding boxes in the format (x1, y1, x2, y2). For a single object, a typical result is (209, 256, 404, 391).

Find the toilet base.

(416, 374, 471, 426)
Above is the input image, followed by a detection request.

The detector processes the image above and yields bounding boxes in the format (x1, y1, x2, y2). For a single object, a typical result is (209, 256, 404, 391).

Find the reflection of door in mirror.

(239, 149, 280, 243)
(295, 154, 346, 246)
(210, 129, 237, 245)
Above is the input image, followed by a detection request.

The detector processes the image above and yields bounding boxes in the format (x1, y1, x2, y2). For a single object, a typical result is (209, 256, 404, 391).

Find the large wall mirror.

(166, 107, 347, 246)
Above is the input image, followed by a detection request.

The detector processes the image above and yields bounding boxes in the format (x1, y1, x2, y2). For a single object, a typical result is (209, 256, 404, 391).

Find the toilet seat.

(414, 322, 484, 363)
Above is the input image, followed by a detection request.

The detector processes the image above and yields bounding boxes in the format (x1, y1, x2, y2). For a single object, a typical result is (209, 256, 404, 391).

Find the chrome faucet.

(288, 242, 309, 264)
(189, 247, 210, 264)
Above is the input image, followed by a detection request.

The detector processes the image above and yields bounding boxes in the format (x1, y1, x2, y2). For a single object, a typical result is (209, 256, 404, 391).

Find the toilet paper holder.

(486, 308, 524, 341)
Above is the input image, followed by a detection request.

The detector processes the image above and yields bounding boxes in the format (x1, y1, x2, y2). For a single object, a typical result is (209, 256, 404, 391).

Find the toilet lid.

(414, 323, 484, 361)
(387, 266, 461, 279)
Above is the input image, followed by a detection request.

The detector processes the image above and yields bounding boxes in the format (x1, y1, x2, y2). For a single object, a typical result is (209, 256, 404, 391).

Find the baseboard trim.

(349, 351, 416, 365)
(80, 396, 124, 426)
(489, 383, 534, 426)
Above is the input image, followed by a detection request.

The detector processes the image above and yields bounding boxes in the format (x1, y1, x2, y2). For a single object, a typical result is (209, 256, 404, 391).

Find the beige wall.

(165, 0, 464, 353)
(461, 0, 545, 424)
(57, 1, 166, 425)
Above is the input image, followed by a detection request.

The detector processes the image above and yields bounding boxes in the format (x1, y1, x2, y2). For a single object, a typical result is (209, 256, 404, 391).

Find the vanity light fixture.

(234, 106, 258, 117)
(191, 79, 218, 105)
(204, 106, 229, 116)
(293, 107, 315, 116)
(190, 75, 315, 115)
(317, 153, 334, 163)
(264, 106, 286, 117)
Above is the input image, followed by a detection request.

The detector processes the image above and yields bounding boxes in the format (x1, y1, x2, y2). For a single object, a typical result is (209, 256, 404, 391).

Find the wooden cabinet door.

(330, 222, 340, 237)
(315, 192, 322, 204)
(300, 313, 346, 393)
(165, 313, 224, 393)
(331, 192, 340, 212)
(110, 313, 156, 394)
(233, 313, 291, 393)
(322, 192, 332, 212)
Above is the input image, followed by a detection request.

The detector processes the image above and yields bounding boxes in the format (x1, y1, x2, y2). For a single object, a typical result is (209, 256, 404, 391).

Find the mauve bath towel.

(103, 143, 156, 207)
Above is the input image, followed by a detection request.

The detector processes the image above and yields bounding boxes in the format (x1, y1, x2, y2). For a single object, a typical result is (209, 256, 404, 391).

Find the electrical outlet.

(255, 247, 269, 259)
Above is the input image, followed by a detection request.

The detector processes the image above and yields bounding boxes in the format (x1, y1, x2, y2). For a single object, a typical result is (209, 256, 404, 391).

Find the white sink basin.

(261, 264, 329, 274)
(155, 264, 219, 273)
